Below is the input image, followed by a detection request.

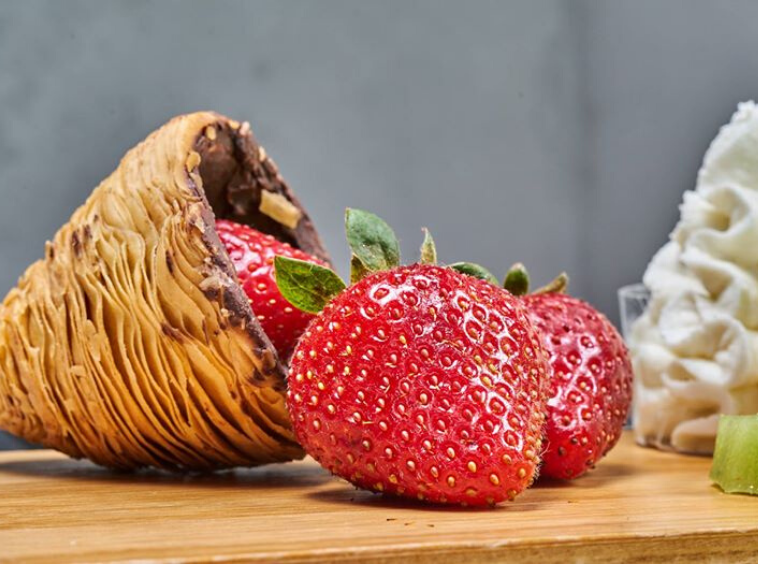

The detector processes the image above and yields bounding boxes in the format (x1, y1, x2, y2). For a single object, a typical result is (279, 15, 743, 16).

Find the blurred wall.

(1, 0, 758, 448)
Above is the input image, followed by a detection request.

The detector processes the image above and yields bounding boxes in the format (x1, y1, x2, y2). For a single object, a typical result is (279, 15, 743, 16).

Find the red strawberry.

(276, 211, 550, 505)
(505, 265, 632, 479)
(215, 219, 326, 360)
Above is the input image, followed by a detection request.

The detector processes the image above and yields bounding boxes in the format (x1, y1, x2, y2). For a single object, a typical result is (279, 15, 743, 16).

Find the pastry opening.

(194, 121, 329, 264)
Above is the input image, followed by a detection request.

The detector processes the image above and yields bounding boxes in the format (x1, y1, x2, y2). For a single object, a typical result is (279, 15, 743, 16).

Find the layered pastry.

(631, 102, 758, 454)
(0, 112, 329, 470)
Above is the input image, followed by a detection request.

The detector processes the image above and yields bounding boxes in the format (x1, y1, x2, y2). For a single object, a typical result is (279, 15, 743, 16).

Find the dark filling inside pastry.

(195, 123, 329, 263)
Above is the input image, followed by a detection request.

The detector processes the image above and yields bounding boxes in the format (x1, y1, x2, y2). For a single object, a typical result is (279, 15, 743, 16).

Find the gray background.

(1, 0, 756, 449)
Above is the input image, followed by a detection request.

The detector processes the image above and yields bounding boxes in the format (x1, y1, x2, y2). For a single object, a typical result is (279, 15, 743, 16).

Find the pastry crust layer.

(0, 112, 325, 470)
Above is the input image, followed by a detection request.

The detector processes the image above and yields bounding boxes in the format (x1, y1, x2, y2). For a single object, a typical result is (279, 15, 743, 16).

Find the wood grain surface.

(1, 432, 756, 563)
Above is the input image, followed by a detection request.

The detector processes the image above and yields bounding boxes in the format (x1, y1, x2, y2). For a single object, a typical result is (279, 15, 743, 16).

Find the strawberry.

(275, 210, 550, 506)
(215, 219, 326, 361)
(504, 265, 633, 479)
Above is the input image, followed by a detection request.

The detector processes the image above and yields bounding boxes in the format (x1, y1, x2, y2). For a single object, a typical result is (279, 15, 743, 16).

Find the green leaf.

(533, 272, 569, 295)
(350, 254, 371, 284)
(503, 263, 530, 296)
(448, 262, 499, 285)
(274, 256, 346, 314)
(345, 208, 400, 274)
(420, 228, 437, 265)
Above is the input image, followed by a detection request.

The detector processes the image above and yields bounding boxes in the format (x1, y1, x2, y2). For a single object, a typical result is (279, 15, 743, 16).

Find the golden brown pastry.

(0, 112, 329, 470)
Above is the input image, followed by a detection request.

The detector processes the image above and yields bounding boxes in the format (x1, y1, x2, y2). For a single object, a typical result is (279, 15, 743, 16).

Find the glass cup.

(617, 283, 650, 429)
(617, 283, 650, 341)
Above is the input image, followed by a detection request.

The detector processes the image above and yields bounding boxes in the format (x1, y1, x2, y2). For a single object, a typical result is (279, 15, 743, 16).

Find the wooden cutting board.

(1, 432, 756, 563)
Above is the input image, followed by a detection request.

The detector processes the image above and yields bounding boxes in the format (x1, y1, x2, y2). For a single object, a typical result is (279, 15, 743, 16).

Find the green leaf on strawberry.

(273, 256, 346, 314)
(419, 228, 437, 265)
(503, 263, 530, 296)
(345, 208, 401, 279)
(533, 271, 569, 295)
(503, 263, 569, 296)
(448, 262, 499, 285)
(350, 254, 371, 285)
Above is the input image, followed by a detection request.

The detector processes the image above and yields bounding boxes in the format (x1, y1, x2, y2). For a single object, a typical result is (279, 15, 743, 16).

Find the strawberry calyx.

(503, 263, 569, 296)
(274, 208, 498, 314)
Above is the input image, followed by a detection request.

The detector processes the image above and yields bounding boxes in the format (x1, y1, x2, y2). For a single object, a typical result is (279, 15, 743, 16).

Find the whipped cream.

(632, 101, 758, 454)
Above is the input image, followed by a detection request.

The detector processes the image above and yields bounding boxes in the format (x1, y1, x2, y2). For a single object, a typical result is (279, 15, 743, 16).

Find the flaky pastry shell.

(0, 112, 329, 470)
